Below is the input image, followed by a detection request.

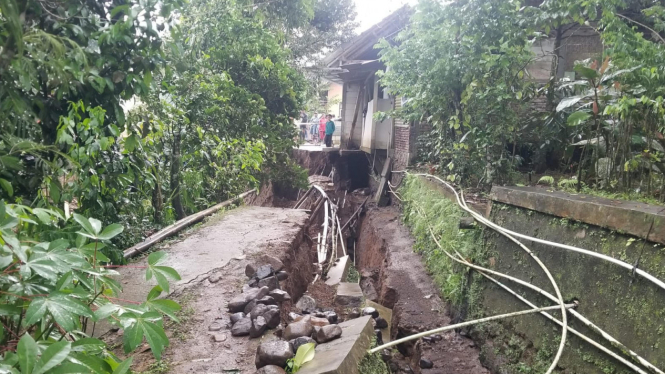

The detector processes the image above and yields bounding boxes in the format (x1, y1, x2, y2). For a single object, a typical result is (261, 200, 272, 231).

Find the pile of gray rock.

(227, 256, 292, 339)
(254, 295, 345, 372)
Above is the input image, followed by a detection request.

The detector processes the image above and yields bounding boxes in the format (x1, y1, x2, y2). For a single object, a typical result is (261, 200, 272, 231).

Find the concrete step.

(365, 300, 392, 343)
(299, 316, 374, 374)
(334, 282, 364, 307)
(325, 255, 350, 286)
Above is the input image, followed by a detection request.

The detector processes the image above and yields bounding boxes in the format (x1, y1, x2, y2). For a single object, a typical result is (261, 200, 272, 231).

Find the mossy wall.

(399, 175, 665, 374)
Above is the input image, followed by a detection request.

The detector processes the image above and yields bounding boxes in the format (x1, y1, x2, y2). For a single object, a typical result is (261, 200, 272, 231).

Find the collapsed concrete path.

(103, 206, 310, 373)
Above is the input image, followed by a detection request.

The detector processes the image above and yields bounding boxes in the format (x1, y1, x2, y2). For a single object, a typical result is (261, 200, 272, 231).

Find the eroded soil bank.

(293, 148, 489, 374)
(355, 205, 488, 374)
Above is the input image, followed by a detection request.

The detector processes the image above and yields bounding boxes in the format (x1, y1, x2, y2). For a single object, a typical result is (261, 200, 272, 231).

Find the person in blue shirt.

(324, 114, 335, 148)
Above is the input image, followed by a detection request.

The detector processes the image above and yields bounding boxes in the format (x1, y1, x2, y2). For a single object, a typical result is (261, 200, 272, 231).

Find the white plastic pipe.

(401, 175, 664, 374)
(370, 303, 577, 354)
(479, 271, 651, 374)
(411, 173, 665, 292)
(407, 174, 570, 374)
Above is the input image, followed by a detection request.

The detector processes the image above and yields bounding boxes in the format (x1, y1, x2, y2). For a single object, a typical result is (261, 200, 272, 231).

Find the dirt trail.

(103, 206, 309, 373)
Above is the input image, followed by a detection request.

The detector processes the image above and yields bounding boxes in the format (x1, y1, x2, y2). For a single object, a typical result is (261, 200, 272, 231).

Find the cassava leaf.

(17, 334, 38, 374)
(34, 341, 71, 374)
(97, 223, 124, 240)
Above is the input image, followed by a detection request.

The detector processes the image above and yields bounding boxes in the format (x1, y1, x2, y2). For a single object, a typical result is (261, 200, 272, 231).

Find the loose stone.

(283, 321, 314, 341)
(420, 358, 434, 369)
(231, 318, 252, 336)
(250, 316, 268, 338)
(289, 336, 316, 352)
(314, 324, 342, 343)
(255, 341, 294, 369)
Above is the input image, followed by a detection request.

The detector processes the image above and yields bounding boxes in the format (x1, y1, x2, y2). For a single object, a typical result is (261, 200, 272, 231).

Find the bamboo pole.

(123, 189, 256, 259)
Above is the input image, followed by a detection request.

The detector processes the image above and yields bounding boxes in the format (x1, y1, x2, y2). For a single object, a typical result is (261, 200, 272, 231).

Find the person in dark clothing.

(324, 114, 335, 148)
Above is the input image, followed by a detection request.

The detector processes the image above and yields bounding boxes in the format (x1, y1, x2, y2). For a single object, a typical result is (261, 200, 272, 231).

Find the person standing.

(324, 114, 335, 148)
(299, 111, 308, 142)
(318, 114, 326, 145)
(311, 113, 320, 144)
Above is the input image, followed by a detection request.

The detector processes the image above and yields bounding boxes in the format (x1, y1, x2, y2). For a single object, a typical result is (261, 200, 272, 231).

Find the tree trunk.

(152, 170, 164, 224)
(170, 131, 186, 220)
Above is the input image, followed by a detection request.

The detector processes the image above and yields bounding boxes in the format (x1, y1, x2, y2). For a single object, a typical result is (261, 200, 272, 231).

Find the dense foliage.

(0, 0, 355, 256)
(379, 0, 665, 201)
(0, 0, 356, 369)
(0, 201, 181, 373)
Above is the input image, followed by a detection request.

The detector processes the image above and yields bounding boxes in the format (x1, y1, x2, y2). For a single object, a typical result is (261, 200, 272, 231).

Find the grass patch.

(358, 339, 390, 374)
(136, 360, 170, 374)
(347, 262, 360, 283)
(400, 175, 486, 308)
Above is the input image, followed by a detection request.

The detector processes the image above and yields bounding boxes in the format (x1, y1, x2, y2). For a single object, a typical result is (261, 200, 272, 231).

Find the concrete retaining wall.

(409, 180, 665, 373)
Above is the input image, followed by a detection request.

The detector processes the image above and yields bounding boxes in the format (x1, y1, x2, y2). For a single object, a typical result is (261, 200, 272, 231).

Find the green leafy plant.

(537, 176, 555, 186)
(0, 199, 181, 372)
(285, 342, 316, 373)
(558, 178, 579, 190)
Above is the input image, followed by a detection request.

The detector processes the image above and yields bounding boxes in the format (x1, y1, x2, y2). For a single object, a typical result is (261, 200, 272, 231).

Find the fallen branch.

(123, 189, 256, 259)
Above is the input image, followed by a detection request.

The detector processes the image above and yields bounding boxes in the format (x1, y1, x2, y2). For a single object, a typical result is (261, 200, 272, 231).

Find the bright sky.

(354, 0, 417, 32)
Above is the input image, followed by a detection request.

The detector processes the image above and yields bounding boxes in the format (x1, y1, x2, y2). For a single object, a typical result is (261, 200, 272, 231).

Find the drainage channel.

(263, 150, 487, 374)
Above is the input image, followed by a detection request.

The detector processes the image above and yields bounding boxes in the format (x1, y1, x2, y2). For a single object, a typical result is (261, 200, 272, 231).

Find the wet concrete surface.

(103, 206, 309, 373)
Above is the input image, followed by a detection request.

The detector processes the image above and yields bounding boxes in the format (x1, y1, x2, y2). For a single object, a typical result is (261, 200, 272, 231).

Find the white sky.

(354, 0, 417, 32)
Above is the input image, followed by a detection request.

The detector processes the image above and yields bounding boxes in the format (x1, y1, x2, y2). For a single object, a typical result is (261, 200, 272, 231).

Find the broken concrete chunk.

(360, 279, 378, 301)
(230, 312, 245, 324)
(255, 265, 275, 280)
(362, 307, 379, 319)
(289, 336, 316, 352)
(231, 318, 252, 336)
(283, 321, 314, 341)
(295, 295, 317, 313)
(250, 316, 268, 338)
(334, 283, 364, 307)
(255, 340, 294, 369)
(263, 308, 281, 329)
(256, 365, 286, 374)
(314, 324, 342, 343)
(245, 263, 258, 278)
(269, 289, 291, 303)
(257, 296, 277, 306)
